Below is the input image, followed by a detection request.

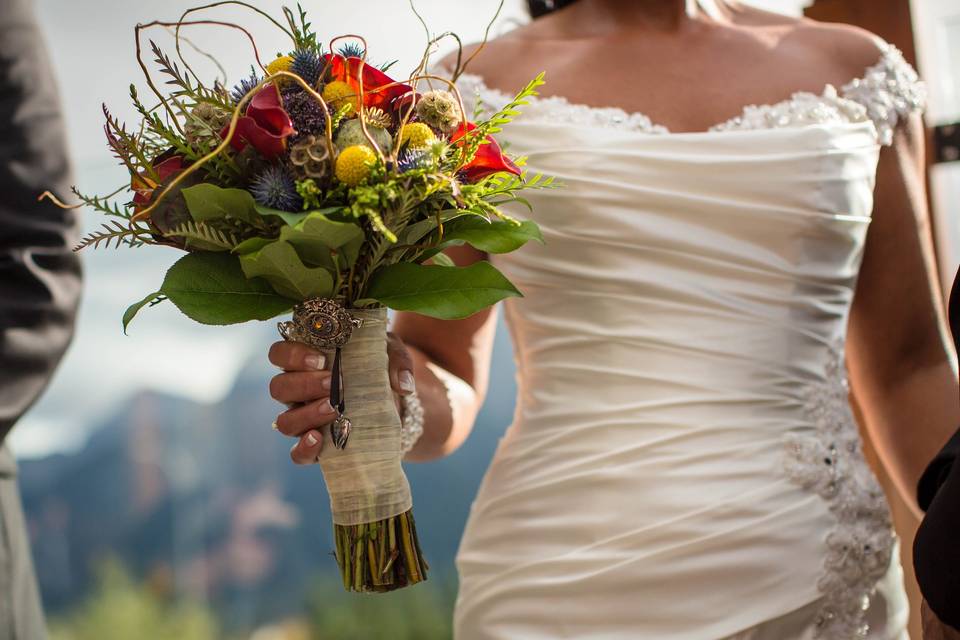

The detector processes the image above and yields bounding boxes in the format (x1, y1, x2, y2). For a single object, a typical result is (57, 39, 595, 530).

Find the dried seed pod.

(289, 134, 333, 181)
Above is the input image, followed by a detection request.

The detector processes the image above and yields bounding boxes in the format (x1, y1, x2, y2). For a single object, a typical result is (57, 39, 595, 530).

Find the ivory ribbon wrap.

(316, 308, 413, 526)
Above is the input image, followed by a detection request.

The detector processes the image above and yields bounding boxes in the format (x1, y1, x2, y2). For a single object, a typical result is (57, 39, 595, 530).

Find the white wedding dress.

(442, 39, 926, 640)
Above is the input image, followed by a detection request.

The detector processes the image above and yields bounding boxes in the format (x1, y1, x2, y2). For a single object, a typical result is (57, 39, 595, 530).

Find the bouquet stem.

(335, 508, 429, 592)
(280, 302, 427, 593)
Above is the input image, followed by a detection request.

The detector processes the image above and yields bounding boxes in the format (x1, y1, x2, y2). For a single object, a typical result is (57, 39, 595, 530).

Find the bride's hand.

(267, 333, 416, 464)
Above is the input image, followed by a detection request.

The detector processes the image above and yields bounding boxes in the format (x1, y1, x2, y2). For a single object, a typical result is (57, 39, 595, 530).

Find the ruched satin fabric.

(453, 121, 907, 639)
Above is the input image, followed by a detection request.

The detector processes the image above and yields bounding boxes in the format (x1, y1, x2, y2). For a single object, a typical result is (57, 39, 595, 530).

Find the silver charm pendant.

(331, 414, 352, 450)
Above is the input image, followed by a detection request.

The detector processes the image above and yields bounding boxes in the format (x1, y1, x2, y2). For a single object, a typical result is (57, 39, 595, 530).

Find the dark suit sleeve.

(0, 0, 82, 446)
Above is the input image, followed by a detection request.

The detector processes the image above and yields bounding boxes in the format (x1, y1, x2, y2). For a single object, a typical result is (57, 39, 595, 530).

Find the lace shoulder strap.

(839, 40, 927, 146)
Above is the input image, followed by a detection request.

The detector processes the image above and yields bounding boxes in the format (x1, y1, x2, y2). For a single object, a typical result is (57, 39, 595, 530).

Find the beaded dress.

(444, 40, 926, 640)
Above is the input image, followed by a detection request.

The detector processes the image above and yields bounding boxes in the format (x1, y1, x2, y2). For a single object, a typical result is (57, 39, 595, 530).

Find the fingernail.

(305, 431, 318, 446)
(321, 399, 335, 415)
(399, 370, 415, 394)
(320, 374, 331, 391)
(305, 353, 326, 370)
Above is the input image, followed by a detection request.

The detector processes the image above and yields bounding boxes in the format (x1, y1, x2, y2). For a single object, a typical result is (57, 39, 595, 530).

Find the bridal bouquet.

(50, 3, 555, 592)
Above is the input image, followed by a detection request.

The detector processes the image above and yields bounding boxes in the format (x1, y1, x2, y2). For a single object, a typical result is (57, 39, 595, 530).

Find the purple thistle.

(291, 48, 323, 86)
(337, 42, 365, 59)
(250, 164, 301, 212)
(282, 87, 329, 141)
(231, 68, 261, 104)
(397, 149, 432, 173)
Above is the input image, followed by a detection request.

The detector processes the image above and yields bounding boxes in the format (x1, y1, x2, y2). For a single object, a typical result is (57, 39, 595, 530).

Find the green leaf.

(232, 236, 274, 255)
(439, 217, 543, 254)
(279, 211, 364, 268)
(366, 262, 521, 320)
(122, 291, 164, 334)
(429, 252, 455, 267)
(160, 252, 294, 325)
(182, 184, 258, 224)
(239, 240, 334, 300)
(254, 204, 310, 227)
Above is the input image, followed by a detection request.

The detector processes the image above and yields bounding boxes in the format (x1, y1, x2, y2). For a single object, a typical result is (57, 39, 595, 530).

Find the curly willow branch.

(178, 1, 293, 41)
(457, 0, 505, 81)
(135, 22, 185, 135)
(164, 26, 227, 87)
(130, 70, 334, 224)
(412, 32, 463, 92)
(37, 191, 83, 209)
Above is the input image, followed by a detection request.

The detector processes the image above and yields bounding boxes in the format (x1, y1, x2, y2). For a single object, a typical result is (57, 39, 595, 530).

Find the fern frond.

(151, 40, 195, 95)
(474, 72, 544, 136)
(103, 104, 156, 180)
(71, 187, 134, 220)
(149, 41, 231, 109)
(164, 221, 239, 250)
(74, 220, 153, 251)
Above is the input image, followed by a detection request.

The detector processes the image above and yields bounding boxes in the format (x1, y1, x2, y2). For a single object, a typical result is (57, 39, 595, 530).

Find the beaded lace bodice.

(449, 41, 925, 146)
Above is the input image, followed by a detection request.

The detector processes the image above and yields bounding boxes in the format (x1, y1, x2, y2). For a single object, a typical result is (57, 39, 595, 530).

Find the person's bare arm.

(846, 107, 960, 515)
(389, 244, 498, 461)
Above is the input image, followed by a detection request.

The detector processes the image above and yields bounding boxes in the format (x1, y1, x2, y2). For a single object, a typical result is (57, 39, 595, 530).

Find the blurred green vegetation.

(305, 573, 456, 639)
(48, 558, 457, 639)
(49, 559, 219, 640)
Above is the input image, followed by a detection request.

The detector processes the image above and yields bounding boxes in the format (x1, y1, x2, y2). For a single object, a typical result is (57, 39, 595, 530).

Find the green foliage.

(285, 4, 320, 52)
(295, 178, 323, 210)
(366, 261, 521, 319)
(254, 203, 311, 227)
(48, 558, 218, 640)
(71, 186, 134, 220)
(239, 239, 334, 300)
(165, 221, 239, 252)
(279, 210, 364, 269)
(432, 217, 543, 254)
(457, 72, 546, 167)
(124, 252, 294, 328)
(75, 220, 155, 251)
(149, 40, 230, 109)
(181, 183, 258, 225)
(306, 574, 455, 640)
(122, 292, 166, 334)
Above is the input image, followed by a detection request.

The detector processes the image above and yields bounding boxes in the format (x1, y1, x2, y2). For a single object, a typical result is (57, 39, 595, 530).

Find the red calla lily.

(450, 121, 522, 183)
(321, 54, 413, 111)
(221, 84, 295, 158)
(132, 154, 185, 210)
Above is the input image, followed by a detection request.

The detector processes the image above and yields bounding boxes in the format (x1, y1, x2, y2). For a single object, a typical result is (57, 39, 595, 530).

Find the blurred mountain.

(19, 322, 517, 630)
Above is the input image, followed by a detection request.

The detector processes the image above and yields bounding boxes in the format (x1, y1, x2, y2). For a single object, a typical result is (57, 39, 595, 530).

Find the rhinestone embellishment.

(783, 337, 895, 639)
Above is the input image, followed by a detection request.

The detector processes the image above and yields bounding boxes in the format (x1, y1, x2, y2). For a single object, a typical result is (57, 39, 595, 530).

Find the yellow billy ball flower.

(335, 145, 378, 186)
(322, 80, 359, 115)
(398, 122, 436, 149)
(266, 55, 294, 86)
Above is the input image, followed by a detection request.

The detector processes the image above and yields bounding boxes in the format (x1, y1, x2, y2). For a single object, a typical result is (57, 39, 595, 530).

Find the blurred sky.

(13, 0, 806, 459)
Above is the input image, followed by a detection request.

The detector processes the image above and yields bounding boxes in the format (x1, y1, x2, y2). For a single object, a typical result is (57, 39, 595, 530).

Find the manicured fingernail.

(399, 370, 415, 394)
(320, 374, 331, 391)
(305, 431, 318, 446)
(305, 353, 326, 369)
(321, 399, 335, 415)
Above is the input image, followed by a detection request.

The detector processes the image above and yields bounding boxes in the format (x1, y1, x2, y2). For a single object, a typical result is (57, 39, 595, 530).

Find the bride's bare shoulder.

(734, 5, 894, 81)
(432, 6, 893, 91)
(431, 22, 543, 81)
